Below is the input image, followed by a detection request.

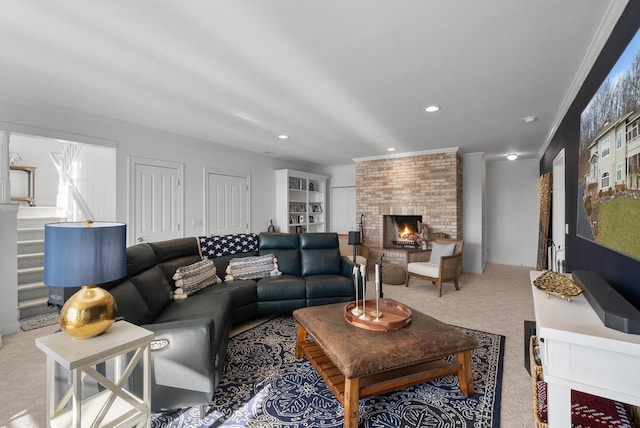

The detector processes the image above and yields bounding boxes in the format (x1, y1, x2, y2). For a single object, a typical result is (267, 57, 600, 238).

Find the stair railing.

(50, 143, 94, 221)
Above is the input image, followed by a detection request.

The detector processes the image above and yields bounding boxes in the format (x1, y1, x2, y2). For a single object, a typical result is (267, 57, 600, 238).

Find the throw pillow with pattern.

(172, 259, 221, 299)
(225, 254, 281, 281)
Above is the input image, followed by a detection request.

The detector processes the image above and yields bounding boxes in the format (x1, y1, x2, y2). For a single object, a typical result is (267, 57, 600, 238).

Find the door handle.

(138, 237, 144, 242)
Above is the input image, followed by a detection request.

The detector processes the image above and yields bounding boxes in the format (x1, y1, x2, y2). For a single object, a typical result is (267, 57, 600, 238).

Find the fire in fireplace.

(383, 215, 423, 248)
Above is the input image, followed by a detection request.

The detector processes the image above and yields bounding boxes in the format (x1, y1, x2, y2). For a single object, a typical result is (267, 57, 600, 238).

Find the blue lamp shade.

(44, 221, 127, 287)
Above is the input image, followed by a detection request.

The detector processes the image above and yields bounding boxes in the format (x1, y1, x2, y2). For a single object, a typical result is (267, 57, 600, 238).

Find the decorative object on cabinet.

(10, 164, 36, 206)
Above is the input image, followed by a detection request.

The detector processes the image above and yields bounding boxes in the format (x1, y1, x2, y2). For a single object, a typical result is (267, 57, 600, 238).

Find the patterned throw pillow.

(225, 254, 281, 281)
(172, 259, 221, 299)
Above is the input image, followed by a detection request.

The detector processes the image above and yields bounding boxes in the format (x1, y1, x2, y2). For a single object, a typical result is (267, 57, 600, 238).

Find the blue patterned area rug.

(151, 316, 504, 428)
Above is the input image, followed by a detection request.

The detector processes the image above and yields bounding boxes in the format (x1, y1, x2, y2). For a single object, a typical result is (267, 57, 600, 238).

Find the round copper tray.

(344, 298, 412, 331)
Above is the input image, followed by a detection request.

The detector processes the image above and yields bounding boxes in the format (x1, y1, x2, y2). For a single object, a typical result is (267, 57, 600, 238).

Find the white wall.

(0, 204, 19, 335)
(324, 164, 356, 232)
(463, 153, 485, 273)
(0, 97, 315, 241)
(0, 97, 318, 332)
(486, 159, 539, 267)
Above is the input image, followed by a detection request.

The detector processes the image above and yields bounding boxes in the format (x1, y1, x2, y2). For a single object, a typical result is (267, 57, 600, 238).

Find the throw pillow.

(172, 259, 221, 300)
(429, 242, 456, 265)
(225, 254, 281, 281)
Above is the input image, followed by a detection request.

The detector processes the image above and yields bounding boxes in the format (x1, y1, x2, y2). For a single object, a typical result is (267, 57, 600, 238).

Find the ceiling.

(0, 1, 627, 166)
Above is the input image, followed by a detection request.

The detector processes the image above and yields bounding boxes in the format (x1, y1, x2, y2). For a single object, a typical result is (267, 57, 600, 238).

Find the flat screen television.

(578, 28, 640, 260)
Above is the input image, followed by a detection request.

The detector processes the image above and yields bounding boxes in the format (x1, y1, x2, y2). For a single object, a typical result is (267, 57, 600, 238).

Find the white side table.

(36, 321, 154, 428)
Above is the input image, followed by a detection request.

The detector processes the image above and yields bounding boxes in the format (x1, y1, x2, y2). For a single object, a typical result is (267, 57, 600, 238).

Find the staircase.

(17, 206, 66, 319)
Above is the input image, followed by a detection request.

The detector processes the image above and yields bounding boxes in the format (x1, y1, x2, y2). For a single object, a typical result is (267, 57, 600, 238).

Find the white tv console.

(530, 271, 640, 427)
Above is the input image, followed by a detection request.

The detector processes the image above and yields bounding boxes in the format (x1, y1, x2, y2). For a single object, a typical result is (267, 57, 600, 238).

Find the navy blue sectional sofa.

(103, 232, 360, 415)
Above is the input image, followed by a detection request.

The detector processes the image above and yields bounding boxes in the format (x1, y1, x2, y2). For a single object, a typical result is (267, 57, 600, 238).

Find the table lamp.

(44, 221, 126, 340)
(348, 231, 361, 263)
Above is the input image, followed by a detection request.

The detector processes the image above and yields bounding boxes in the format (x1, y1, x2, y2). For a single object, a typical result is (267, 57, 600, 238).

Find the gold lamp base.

(59, 285, 117, 340)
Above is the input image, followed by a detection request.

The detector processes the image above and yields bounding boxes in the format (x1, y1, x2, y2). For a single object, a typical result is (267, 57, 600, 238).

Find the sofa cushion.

(304, 274, 354, 298)
(154, 289, 232, 325)
(149, 238, 203, 281)
(225, 254, 281, 281)
(150, 237, 201, 262)
(258, 233, 301, 276)
(129, 265, 174, 320)
(126, 243, 157, 276)
(173, 259, 221, 299)
(108, 279, 154, 325)
(300, 233, 342, 277)
(257, 275, 306, 301)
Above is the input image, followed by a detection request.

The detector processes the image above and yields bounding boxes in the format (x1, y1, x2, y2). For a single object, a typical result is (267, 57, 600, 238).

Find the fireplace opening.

(383, 215, 423, 248)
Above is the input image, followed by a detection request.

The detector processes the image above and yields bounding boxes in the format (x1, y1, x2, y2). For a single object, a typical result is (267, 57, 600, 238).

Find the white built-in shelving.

(275, 169, 327, 233)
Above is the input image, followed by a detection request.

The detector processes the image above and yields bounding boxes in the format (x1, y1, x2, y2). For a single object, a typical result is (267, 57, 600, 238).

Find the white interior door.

(331, 186, 356, 233)
(552, 149, 566, 271)
(130, 157, 183, 244)
(205, 168, 249, 236)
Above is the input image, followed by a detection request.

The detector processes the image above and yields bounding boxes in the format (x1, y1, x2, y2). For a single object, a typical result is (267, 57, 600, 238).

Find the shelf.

(276, 169, 327, 233)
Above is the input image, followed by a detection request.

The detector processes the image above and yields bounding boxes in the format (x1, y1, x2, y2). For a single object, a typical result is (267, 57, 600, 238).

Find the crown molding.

(353, 147, 459, 163)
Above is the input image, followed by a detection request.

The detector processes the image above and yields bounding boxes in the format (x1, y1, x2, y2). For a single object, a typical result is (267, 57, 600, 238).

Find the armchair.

(405, 238, 464, 297)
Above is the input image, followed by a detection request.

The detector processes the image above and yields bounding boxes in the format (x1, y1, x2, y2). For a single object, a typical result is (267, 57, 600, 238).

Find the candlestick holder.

(351, 265, 363, 316)
(370, 262, 383, 320)
(358, 270, 371, 320)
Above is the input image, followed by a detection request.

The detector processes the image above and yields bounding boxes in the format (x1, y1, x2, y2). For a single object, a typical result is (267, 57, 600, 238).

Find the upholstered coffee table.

(293, 300, 478, 428)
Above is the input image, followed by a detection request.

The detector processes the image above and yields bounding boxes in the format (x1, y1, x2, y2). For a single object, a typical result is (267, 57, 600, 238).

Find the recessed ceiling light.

(424, 105, 440, 113)
(387, 147, 396, 152)
(523, 116, 537, 123)
(278, 134, 289, 139)
(506, 153, 518, 161)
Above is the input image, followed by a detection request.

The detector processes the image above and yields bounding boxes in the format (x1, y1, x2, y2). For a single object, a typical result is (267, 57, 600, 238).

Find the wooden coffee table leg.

(457, 350, 474, 397)
(295, 324, 307, 359)
(343, 376, 359, 428)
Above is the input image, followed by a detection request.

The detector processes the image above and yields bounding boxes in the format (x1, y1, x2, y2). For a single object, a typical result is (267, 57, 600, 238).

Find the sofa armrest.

(340, 256, 364, 297)
(143, 318, 217, 394)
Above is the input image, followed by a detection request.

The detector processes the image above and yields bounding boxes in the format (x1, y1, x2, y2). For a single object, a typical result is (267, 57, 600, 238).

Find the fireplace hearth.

(383, 215, 423, 248)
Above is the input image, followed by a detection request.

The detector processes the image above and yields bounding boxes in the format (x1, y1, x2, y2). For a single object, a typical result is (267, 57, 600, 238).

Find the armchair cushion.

(430, 242, 456, 264)
(407, 262, 439, 278)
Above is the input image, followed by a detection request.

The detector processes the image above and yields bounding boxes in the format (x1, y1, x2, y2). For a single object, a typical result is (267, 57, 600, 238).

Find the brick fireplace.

(355, 150, 462, 250)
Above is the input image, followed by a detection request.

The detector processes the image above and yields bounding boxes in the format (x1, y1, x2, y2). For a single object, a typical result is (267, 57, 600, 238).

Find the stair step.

(17, 216, 65, 229)
(17, 240, 45, 256)
(17, 227, 45, 241)
(18, 281, 46, 291)
(18, 266, 44, 286)
(18, 282, 49, 302)
(17, 252, 44, 269)
(17, 296, 49, 309)
(18, 297, 55, 320)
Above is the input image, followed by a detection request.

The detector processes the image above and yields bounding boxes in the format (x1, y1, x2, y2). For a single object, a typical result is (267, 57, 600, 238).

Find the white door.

(205, 168, 250, 236)
(130, 157, 183, 244)
(331, 186, 356, 233)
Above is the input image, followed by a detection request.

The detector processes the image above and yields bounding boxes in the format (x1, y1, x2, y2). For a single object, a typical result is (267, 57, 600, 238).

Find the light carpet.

(151, 315, 505, 428)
